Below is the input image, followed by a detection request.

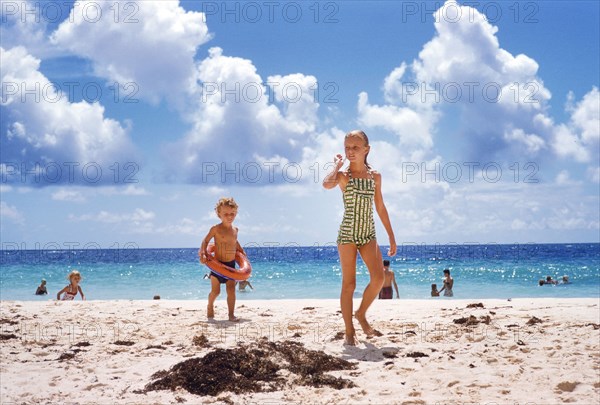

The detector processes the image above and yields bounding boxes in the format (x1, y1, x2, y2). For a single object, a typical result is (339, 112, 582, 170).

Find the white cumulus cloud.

(167, 47, 320, 184)
(1, 46, 138, 186)
(50, 0, 211, 106)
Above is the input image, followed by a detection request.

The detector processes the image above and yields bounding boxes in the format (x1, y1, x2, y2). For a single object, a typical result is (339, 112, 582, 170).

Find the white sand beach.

(1, 298, 599, 404)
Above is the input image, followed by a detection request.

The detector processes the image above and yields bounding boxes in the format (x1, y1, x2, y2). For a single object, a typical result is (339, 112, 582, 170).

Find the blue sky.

(1, 0, 599, 249)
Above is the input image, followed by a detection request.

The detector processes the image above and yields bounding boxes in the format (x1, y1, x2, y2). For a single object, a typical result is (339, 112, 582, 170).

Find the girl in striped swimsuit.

(323, 130, 397, 346)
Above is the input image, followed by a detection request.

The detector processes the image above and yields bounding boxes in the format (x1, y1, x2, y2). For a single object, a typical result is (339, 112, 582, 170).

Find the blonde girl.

(323, 130, 397, 345)
(57, 270, 85, 301)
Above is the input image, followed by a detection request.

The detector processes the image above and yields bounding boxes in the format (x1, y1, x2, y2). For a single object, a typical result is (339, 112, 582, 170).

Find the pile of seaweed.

(144, 339, 357, 396)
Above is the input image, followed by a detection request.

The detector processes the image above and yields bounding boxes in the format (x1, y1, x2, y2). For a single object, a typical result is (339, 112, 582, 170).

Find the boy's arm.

(373, 173, 397, 256)
(235, 240, 246, 256)
(199, 226, 216, 264)
(248, 281, 254, 289)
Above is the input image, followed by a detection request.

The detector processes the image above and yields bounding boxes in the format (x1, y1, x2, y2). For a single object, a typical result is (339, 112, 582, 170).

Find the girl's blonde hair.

(215, 197, 238, 213)
(67, 270, 82, 282)
(345, 130, 371, 169)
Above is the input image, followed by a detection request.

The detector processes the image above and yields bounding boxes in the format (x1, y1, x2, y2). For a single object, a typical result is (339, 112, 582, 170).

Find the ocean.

(1, 244, 598, 301)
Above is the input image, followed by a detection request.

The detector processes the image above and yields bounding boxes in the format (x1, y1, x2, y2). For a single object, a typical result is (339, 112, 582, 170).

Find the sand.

(1, 298, 599, 404)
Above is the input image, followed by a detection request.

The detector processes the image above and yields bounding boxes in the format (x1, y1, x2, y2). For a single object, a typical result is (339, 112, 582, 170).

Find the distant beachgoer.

(238, 280, 254, 292)
(322, 130, 397, 346)
(57, 270, 85, 301)
(379, 260, 399, 299)
(538, 279, 545, 286)
(438, 269, 454, 297)
(35, 279, 48, 295)
(546, 276, 558, 285)
(431, 283, 440, 297)
(561, 275, 571, 284)
(199, 197, 247, 322)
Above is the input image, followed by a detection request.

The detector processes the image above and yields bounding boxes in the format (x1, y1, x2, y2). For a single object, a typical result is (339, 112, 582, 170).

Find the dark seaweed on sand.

(144, 339, 357, 396)
(0, 333, 18, 341)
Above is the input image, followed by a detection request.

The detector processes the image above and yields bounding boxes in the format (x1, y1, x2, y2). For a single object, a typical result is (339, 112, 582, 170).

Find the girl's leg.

(355, 240, 384, 336)
(207, 276, 221, 319)
(338, 243, 359, 345)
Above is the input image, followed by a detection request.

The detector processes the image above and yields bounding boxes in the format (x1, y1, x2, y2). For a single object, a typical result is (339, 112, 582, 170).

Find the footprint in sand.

(84, 383, 108, 391)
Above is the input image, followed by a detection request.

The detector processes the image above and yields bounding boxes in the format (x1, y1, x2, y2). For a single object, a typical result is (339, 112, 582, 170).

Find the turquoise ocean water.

(1, 244, 598, 301)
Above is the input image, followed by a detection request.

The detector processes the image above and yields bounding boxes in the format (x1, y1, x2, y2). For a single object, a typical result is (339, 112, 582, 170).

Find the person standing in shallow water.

(323, 130, 397, 346)
(439, 269, 454, 297)
(379, 260, 399, 299)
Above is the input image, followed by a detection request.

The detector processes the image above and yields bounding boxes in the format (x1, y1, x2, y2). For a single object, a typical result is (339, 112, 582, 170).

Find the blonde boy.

(199, 197, 245, 321)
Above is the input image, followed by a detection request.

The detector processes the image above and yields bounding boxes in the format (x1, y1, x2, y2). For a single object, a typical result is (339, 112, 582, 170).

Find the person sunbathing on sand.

(322, 130, 397, 346)
(199, 197, 246, 322)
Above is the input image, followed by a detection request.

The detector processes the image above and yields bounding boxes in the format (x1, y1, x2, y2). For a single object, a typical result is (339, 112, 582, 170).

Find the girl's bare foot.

(354, 311, 382, 337)
(229, 315, 240, 322)
(344, 333, 360, 346)
(207, 305, 214, 319)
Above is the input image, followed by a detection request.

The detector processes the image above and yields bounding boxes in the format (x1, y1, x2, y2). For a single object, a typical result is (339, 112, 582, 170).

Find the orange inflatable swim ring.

(203, 244, 252, 281)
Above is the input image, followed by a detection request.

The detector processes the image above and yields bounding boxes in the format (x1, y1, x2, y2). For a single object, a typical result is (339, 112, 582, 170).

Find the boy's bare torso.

(212, 224, 238, 262)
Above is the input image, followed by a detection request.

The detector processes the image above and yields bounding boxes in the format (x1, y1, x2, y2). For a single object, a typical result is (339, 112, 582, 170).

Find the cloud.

(386, 181, 599, 241)
(204, 186, 228, 196)
(361, 0, 555, 163)
(167, 47, 320, 184)
(97, 185, 149, 196)
(0, 200, 24, 224)
(551, 88, 599, 166)
(353, 0, 600, 207)
(69, 208, 155, 224)
(1, 46, 139, 186)
(503, 128, 545, 155)
(154, 218, 200, 236)
(357, 92, 437, 150)
(51, 188, 86, 202)
(555, 170, 585, 188)
(0, 0, 59, 59)
(50, 0, 211, 106)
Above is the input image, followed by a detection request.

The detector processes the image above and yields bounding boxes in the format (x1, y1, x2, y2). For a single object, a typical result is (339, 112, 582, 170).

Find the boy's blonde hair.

(67, 270, 82, 282)
(215, 197, 238, 213)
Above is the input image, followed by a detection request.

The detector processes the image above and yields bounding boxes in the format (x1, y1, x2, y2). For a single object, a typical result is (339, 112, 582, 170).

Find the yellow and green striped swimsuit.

(337, 170, 376, 247)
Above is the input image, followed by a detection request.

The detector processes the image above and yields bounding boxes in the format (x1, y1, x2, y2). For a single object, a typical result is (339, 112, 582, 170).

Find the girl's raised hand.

(334, 154, 345, 170)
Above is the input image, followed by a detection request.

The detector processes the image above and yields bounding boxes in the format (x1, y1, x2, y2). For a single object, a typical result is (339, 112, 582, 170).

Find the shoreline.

(4, 290, 600, 302)
(1, 298, 599, 404)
